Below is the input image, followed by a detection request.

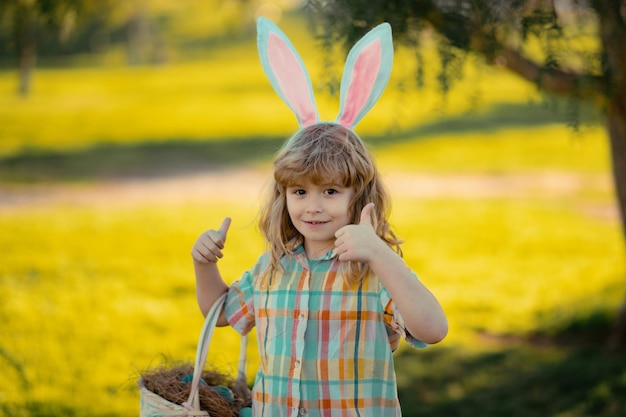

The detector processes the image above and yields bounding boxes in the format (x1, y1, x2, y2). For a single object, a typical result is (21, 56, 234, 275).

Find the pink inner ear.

(268, 32, 317, 126)
(338, 39, 382, 127)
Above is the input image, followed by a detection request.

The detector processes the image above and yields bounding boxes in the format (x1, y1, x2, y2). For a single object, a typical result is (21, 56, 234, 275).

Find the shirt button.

(299, 408, 307, 415)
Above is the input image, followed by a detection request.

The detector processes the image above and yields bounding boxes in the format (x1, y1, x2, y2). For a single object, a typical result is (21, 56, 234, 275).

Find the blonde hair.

(259, 123, 402, 282)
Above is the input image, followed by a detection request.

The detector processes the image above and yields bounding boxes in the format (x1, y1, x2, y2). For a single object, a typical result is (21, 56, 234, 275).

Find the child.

(191, 18, 447, 417)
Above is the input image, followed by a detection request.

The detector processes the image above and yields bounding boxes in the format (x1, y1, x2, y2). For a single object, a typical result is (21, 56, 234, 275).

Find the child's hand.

(191, 217, 231, 263)
(334, 203, 384, 263)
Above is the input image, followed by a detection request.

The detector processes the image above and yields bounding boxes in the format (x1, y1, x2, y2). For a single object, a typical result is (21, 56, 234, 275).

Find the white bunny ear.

(257, 17, 320, 127)
(336, 23, 393, 129)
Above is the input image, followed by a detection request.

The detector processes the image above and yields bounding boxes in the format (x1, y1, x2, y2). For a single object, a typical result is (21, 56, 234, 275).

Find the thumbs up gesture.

(334, 203, 382, 263)
(191, 217, 231, 263)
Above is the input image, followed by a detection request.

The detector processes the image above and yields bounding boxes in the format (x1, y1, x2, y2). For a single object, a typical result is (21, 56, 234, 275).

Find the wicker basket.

(138, 293, 250, 417)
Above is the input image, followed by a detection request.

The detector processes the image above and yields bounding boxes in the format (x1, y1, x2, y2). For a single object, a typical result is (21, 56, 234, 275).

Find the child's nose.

(306, 196, 323, 213)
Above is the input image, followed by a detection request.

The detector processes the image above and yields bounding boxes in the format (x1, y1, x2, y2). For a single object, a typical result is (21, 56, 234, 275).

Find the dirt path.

(0, 167, 618, 221)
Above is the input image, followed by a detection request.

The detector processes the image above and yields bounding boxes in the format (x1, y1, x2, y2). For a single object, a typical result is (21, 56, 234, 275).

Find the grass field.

(1, 10, 625, 417)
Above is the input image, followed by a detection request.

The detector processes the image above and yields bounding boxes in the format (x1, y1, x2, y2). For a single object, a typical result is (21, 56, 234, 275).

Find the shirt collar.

(286, 237, 338, 261)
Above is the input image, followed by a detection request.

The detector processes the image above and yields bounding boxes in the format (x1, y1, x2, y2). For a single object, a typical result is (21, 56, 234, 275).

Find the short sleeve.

(225, 270, 256, 336)
(380, 275, 428, 350)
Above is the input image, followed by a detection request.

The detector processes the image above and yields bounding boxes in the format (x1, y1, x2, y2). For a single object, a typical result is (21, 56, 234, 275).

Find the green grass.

(0, 201, 264, 416)
(395, 345, 626, 417)
(1, 10, 594, 162)
(1, 127, 623, 414)
(0, 11, 625, 417)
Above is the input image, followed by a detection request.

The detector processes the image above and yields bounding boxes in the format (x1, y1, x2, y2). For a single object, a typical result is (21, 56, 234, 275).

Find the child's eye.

(324, 189, 338, 195)
(294, 189, 306, 195)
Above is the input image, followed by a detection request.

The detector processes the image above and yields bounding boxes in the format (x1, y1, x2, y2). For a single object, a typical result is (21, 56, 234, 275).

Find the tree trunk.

(595, 0, 626, 349)
(607, 91, 626, 349)
(18, 39, 36, 97)
(126, 6, 151, 66)
(15, 2, 37, 97)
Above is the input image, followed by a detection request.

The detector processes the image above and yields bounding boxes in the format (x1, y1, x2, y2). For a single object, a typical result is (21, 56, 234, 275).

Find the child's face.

(285, 179, 355, 258)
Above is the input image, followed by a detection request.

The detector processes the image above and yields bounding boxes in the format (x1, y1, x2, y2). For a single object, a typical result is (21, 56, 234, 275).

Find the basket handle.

(181, 292, 228, 415)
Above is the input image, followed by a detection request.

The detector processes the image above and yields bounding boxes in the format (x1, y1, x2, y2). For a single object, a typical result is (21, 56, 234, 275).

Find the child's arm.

(191, 217, 231, 326)
(334, 204, 448, 344)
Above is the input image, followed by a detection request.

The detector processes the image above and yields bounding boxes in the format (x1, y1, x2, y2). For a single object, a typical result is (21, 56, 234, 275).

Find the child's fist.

(334, 203, 379, 262)
(191, 217, 231, 263)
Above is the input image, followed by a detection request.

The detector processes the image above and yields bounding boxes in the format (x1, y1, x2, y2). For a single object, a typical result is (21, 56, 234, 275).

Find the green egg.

(239, 407, 252, 417)
(181, 374, 208, 386)
(213, 385, 234, 401)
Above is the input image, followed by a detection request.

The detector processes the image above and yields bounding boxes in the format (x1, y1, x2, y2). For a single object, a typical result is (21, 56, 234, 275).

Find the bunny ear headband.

(257, 16, 393, 131)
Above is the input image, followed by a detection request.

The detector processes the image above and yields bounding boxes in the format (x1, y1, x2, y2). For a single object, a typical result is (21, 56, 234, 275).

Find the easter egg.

(181, 374, 208, 386)
(212, 385, 234, 401)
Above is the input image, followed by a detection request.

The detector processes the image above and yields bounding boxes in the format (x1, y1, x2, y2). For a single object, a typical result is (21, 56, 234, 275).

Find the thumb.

(359, 203, 375, 226)
(218, 217, 231, 242)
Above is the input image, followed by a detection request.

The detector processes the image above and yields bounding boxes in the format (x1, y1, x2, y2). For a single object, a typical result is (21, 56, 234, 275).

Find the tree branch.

(496, 46, 609, 106)
(314, 0, 611, 106)
(414, 1, 610, 106)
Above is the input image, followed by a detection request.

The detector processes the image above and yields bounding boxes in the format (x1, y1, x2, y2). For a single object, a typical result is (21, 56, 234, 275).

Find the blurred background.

(1, 0, 625, 416)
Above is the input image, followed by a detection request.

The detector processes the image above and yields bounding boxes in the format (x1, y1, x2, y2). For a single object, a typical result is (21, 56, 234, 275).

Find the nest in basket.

(139, 362, 251, 417)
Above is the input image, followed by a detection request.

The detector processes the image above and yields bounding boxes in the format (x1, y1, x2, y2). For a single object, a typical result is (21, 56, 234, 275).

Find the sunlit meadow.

(0, 10, 624, 417)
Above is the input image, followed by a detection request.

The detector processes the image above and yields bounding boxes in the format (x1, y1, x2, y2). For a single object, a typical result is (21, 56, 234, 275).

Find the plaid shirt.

(225, 241, 426, 417)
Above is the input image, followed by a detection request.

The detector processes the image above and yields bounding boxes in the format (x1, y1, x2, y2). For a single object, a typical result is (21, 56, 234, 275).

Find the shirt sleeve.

(379, 275, 428, 350)
(224, 269, 256, 336)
